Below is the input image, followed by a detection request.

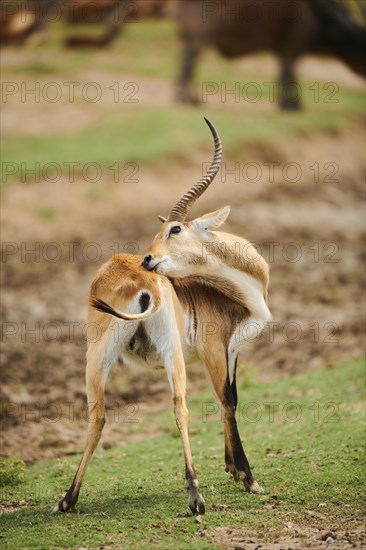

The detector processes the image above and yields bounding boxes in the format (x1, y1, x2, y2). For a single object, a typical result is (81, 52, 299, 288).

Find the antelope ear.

(191, 206, 231, 231)
(158, 215, 167, 223)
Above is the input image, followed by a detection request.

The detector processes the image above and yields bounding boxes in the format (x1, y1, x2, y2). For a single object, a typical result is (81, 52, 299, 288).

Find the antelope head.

(142, 117, 230, 277)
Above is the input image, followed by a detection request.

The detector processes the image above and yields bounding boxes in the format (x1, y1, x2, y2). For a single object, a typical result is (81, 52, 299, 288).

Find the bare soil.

(0, 57, 365, 466)
(205, 524, 366, 549)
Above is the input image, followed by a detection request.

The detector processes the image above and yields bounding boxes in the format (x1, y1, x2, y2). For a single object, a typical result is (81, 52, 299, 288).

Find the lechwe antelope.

(53, 118, 271, 516)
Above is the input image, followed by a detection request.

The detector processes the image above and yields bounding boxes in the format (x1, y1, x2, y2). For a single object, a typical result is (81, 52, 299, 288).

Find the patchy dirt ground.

(1, 123, 364, 464)
(0, 51, 365, 469)
(0, 30, 365, 547)
(204, 525, 366, 549)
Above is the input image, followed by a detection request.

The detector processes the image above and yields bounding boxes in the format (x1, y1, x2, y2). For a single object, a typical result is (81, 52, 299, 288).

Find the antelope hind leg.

(52, 349, 108, 512)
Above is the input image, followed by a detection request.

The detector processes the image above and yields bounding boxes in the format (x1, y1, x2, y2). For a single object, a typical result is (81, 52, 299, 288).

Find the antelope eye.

(170, 225, 182, 235)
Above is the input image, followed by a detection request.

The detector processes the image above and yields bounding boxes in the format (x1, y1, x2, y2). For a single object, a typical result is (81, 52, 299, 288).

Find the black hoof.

(245, 479, 265, 495)
(52, 499, 75, 513)
(176, 90, 201, 106)
(189, 493, 206, 515)
(52, 487, 79, 513)
(279, 100, 302, 111)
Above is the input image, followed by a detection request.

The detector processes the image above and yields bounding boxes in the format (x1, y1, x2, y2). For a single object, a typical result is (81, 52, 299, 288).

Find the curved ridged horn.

(167, 117, 222, 222)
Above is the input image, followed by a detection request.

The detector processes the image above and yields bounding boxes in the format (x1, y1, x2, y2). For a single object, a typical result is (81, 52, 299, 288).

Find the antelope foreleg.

(204, 346, 264, 495)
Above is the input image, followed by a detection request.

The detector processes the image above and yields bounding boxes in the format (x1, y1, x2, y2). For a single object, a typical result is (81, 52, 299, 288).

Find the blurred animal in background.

(64, 0, 172, 48)
(177, 0, 366, 110)
(2, 0, 364, 107)
(1, 0, 42, 45)
(53, 119, 271, 516)
(0, 0, 172, 47)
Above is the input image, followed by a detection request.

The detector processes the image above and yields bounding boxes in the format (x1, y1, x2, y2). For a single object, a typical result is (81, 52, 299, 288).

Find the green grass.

(34, 206, 57, 220)
(0, 457, 26, 486)
(2, 97, 363, 183)
(2, 20, 364, 184)
(1, 358, 364, 549)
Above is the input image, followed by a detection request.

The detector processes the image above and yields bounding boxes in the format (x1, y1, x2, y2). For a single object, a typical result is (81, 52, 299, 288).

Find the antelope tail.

(91, 291, 161, 321)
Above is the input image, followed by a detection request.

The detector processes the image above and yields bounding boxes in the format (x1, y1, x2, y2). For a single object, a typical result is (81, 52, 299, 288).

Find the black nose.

(142, 254, 152, 269)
